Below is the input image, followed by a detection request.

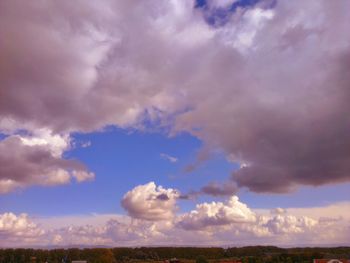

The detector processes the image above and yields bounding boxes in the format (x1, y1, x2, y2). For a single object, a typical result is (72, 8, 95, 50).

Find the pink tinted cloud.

(0, 0, 350, 193)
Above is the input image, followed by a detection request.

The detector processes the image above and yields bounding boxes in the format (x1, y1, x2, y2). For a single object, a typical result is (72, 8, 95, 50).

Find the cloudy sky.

(0, 0, 350, 247)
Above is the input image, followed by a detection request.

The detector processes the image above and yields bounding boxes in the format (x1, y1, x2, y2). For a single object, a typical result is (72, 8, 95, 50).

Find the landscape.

(1, 247, 350, 263)
(0, 0, 349, 262)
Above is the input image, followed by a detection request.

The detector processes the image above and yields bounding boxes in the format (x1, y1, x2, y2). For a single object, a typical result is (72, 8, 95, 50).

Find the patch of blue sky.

(0, 133, 7, 140)
(195, 0, 275, 27)
(0, 128, 32, 138)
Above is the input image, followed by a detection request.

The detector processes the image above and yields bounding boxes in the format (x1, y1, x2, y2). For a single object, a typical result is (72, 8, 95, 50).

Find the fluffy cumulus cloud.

(121, 182, 180, 221)
(0, 213, 45, 247)
(0, 131, 94, 193)
(263, 214, 317, 235)
(178, 196, 256, 230)
(178, 199, 350, 246)
(1, 0, 350, 194)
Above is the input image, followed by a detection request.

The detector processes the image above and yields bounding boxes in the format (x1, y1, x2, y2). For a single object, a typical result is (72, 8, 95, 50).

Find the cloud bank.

(0, 213, 45, 247)
(1, 0, 350, 193)
(1, 183, 349, 247)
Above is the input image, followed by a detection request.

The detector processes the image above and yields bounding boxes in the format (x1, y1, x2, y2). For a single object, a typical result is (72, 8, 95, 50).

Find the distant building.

(164, 258, 180, 263)
(313, 260, 350, 263)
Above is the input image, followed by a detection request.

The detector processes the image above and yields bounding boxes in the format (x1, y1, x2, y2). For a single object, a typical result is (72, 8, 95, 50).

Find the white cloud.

(270, 207, 287, 215)
(121, 182, 180, 221)
(81, 141, 92, 148)
(72, 170, 95, 183)
(178, 196, 256, 230)
(263, 214, 317, 235)
(0, 213, 45, 247)
(19, 129, 70, 157)
(255, 201, 350, 221)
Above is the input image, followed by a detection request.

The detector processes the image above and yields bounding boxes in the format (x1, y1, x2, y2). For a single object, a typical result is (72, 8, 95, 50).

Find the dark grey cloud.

(229, 49, 350, 192)
(200, 181, 238, 197)
(179, 181, 237, 199)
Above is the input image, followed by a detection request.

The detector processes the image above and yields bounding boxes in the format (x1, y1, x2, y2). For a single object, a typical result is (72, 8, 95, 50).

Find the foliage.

(196, 255, 208, 263)
(0, 246, 349, 263)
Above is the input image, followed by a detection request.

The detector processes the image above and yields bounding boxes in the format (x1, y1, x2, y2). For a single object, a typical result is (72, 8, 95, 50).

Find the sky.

(0, 0, 349, 247)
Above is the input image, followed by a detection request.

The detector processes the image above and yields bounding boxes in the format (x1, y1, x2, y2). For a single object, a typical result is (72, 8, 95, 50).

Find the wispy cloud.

(81, 141, 91, 148)
(160, 153, 178, 163)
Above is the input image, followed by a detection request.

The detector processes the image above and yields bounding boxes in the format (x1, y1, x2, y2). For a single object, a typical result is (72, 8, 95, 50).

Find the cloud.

(1, 0, 350, 194)
(200, 181, 238, 196)
(48, 210, 348, 246)
(270, 207, 287, 215)
(262, 201, 350, 221)
(178, 196, 256, 230)
(0, 0, 199, 134)
(81, 141, 92, 148)
(121, 182, 180, 221)
(179, 180, 238, 199)
(0, 212, 44, 247)
(173, 0, 350, 192)
(1, 186, 350, 247)
(49, 217, 176, 246)
(0, 132, 94, 193)
(263, 214, 317, 235)
(0, 0, 116, 134)
(3, 200, 350, 247)
(52, 225, 107, 246)
(160, 153, 178, 163)
(176, 197, 350, 246)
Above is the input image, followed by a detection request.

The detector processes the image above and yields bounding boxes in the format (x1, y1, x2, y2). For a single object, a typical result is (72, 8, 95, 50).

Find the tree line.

(0, 246, 349, 263)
